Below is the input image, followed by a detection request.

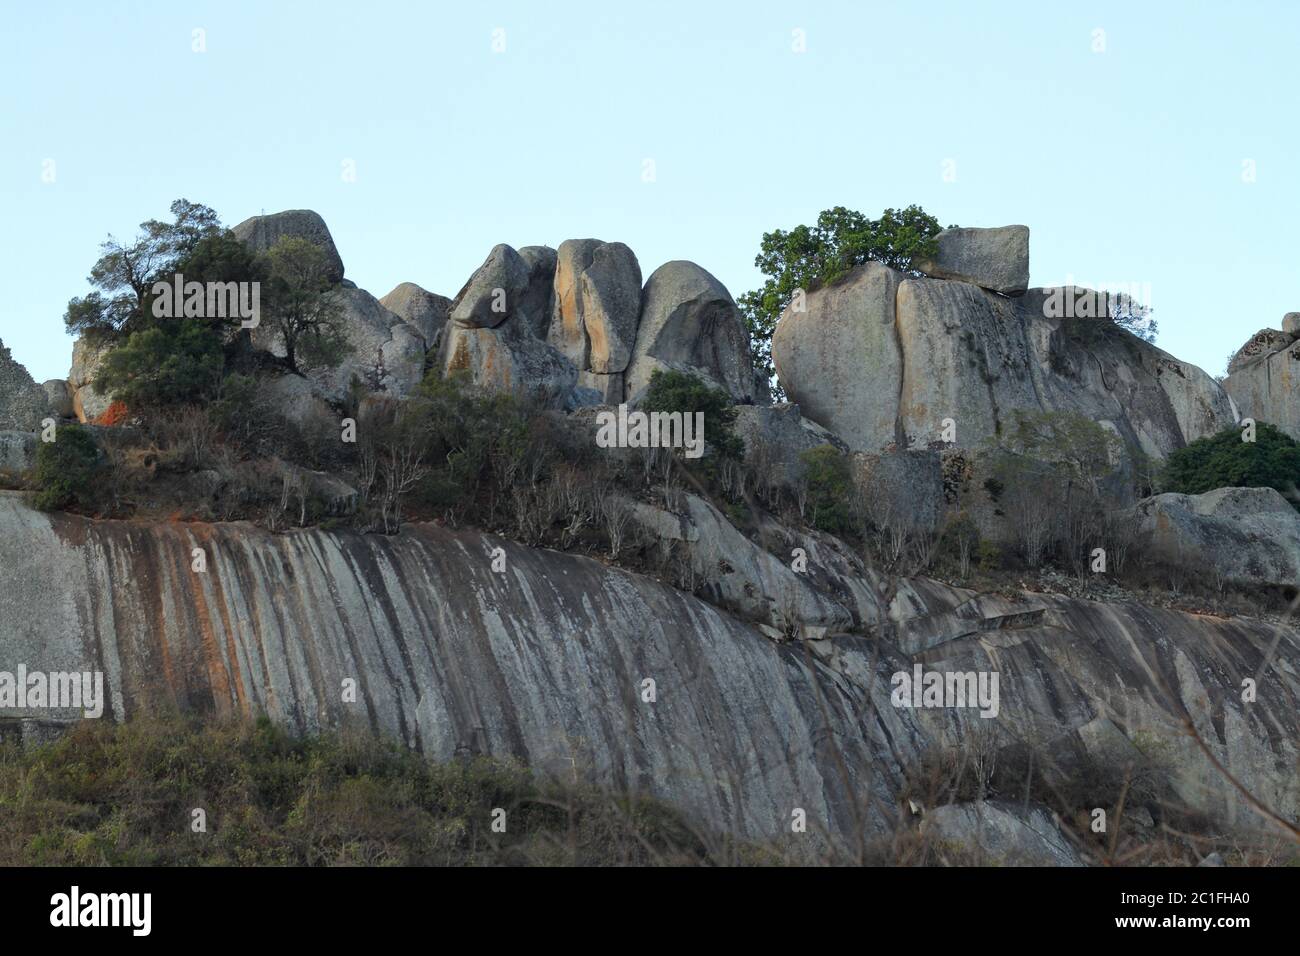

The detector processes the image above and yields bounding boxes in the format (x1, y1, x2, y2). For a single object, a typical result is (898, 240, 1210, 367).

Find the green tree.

(1109, 291, 1158, 344)
(63, 199, 222, 343)
(33, 425, 103, 511)
(90, 229, 266, 410)
(798, 444, 855, 533)
(738, 205, 945, 395)
(264, 237, 348, 374)
(1162, 422, 1300, 504)
(94, 320, 226, 409)
(641, 368, 743, 462)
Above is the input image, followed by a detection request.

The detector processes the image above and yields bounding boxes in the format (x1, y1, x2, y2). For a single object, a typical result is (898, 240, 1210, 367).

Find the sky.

(1, 0, 1296, 384)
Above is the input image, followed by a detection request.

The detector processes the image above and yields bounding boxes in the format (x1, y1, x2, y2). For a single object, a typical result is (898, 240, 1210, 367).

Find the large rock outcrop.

(1, 492, 1295, 846)
(231, 209, 345, 284)
(254, 287, 426, 403)
(449, 243, 531, 330)
(625, 261, 756, 404)
(774, 261, 1235, 459)
(1223, 321, 1300, 441)
(547, 239, 642, 375)
(441, 316, 577, 408)
(0, 340, 50, 431)
(380, 282, 451, 348)
(1128, 487, 1300, 590)
(771, 263, 903, 451)
(68, 337, 115, 424)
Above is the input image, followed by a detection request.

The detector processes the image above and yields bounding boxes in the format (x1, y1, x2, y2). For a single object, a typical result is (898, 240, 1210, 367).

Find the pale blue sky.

(1, 0, 1296, 383)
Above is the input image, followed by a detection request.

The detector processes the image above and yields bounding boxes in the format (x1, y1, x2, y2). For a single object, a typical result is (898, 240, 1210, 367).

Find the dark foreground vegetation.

(0, 717, 1292, 867)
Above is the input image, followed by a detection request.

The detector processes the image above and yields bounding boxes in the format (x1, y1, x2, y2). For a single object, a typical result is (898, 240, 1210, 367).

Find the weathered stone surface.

(231, 209, 345, 283)
(914, 225, 1030, 295)
(776, 269, 1235, 459)
(772, 263, 903, 451)
(0, 340, 51, 431)
(41, 380, 74, 419)
(442, 317, 577, 408)
(626, 261, 756, 404)
(257, 371, 338, 432)
(69, 337, 115, 423)
(732, 403, 847, 492)
(1128, 487, 1300, 590)
(576, 369, 624, 405)
(518, 245, 558, 339)
(254, 287, 426, 404)
(1284, 313, 1300, 336)
(1223, 331, 1300, 440)
(380, 282, 450, 347)
(626, 493, 853, 639)
(0, 493, 1295, 844)
(547, 239, 642, 374)
(0, 431, 37, 473)
(1227, 328, 1294, 375)
(449, 244, 531, 330)
(854, 449, 945, 535)
(923, 801, 1082, 866)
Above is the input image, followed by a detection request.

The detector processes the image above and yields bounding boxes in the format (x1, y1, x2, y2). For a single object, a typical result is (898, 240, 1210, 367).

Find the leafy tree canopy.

(738, 205, 945, 397)
(1162, 422, 1300, 504)
(64, 199, 224, 343)
(641, 368, 744, 462)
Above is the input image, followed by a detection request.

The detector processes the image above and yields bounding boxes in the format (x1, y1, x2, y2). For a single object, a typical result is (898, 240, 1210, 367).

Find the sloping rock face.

(626, 261, 756, 405)
(1, 494, 1295, 846)
(380, 282, 450, 347)
(0, 340, 50, 431)
(1223, 326, 1300, 440)
(923, 801, 1082, 866)
(774, 265, 1235, 458)
(231, 209, 345, 283)
(914, 225, 1030, 295)
(449, 243, 531, 330)
(1128, 487, 1300, 590)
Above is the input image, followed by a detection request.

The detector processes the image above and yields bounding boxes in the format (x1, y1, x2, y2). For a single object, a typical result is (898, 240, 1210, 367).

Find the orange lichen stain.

(94, 401, 129, 426)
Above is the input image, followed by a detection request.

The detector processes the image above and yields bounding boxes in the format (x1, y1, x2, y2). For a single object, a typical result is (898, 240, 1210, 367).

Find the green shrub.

(1162, 422, 1300, 504)
(799, 444, 855, 533)
(32, 425, 103, 512)
(0, 715, 733, 866)
(640, 369, 743, 462)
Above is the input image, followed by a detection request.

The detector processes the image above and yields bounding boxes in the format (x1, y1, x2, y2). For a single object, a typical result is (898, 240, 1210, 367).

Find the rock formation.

(231, 209, 346, 284)
(914, 224, 1030, 296)
(0, 492, 1294, 848)
(380, 281, 451, 347)
(625, 261, 755, 404)
(0, 339, 51, 431)
(773, 231, 1235, 459)
(1223, 317, 1300, 440)
(1128, 487, 1300, 590)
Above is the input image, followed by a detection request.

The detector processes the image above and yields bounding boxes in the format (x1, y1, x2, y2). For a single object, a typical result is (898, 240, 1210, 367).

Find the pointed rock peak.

(231, 209, 345, 283)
